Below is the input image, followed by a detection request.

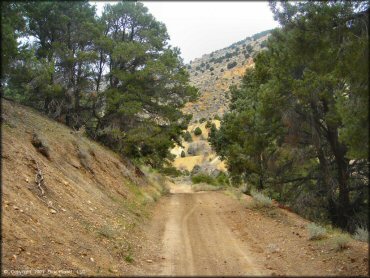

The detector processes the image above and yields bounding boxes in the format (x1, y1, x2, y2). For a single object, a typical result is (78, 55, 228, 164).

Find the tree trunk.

(326, 126, 351, 230)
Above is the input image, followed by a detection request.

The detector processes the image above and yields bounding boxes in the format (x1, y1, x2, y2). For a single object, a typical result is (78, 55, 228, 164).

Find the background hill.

(171, 30, 272, 174)
(183, 30, 271, 122)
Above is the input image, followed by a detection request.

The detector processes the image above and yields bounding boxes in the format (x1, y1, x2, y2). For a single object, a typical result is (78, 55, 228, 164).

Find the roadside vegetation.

(209, 1, 369, 234)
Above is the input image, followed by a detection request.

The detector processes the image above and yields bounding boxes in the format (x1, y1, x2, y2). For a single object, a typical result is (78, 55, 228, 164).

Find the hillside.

(1, 99, 169, 275)
(183, 30, 271, 122)
(171, 30, 271, 173)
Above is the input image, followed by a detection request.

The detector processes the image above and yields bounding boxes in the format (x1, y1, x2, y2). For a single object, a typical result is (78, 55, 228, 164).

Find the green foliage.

(210, 2, 369, 232)
(205, 121, 212, 129)
(194, 127, 202, 136)
(180, 150, 186, 158)
(227, 61, 237, 69)
(158, 166, 182, 177)
(191, 173, 216, 185)
(3, 1, 198, 169)
(199, 118, 206, 123)
(183, 131, 193, 142)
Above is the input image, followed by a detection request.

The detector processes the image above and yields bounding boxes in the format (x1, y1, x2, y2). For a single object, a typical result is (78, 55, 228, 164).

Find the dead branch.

(35, 161, 45, 196)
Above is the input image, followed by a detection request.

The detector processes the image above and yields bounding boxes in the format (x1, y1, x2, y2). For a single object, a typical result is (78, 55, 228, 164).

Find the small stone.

(61, 208, 66, 212)
(350, 258, 356, 263)
(20, 209, 24, 213)
(90, 257, 94, 262)
(63, 181, 69, 186)
(87, 200, 92, 204)
(89, 207, 94, 211)
(50, 209, 57, 214)
(25, 177, 30, 183)
(13, 206, 19, 210)
(146, 259, 153, 263)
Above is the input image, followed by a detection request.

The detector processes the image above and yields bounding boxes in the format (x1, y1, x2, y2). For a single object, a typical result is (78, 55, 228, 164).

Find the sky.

(91, 1, 279, 63)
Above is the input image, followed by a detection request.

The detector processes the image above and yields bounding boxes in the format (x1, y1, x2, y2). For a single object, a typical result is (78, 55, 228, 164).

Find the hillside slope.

(1, 99, 168, 275)
(184, 30, 271, 122)
(171, 31, 271, 173)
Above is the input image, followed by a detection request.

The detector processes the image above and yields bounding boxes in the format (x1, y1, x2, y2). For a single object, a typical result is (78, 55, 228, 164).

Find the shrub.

(124, 254, 134, 263)
(77, 146, 92, 171)
(191, 173, 217, 185)
(353, 226, 368, 242)
(180, 150, 185, 157)
(214, 114, 221, 121)
(159, 166, 181, 177)
(220, 68, 224, 72)
(205, 121, 212, 129)
(199, 118, 206, 123)
(183, 131, 192, 142)
(98, 226, 117, 239)
(194, 127, 202, 136)
(209, 67, 214, 71)
(307, 223, 327, 240)
(227, 61, 237, 69)
(216, 172, 229, 186)
(31, 133, 50, 159)
(332, 234, 351, 251)
(250, 190, 273, 208)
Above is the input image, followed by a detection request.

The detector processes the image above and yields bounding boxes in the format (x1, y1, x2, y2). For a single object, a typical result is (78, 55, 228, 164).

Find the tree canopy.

(210, 1, 369, 232)
(2, 1, 198, 168)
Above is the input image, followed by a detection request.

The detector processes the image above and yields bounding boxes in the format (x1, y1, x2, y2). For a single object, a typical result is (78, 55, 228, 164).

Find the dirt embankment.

(1, 100, 167, 276)
(134, 183, 369, 276)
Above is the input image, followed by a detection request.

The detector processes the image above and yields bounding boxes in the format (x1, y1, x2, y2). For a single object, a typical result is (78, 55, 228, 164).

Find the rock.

(25, 177, 30, 183)
(90, 257, 94, 262)
(13, 206, 19, 210)
(63, 181, 69, 186)
(50, 209, 57, 214)
(146, 259, 153, 263)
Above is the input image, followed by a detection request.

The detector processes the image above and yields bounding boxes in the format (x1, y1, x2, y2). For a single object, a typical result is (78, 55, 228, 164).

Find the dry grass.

(192, 183, 223, 192)
(246, 190, 273, 209)
(353, 226, 368, 242)
(332, 234, 351, 251)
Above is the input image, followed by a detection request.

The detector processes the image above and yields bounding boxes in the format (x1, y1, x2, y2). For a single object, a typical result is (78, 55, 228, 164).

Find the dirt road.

(134, 182, 368, 276)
